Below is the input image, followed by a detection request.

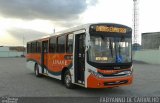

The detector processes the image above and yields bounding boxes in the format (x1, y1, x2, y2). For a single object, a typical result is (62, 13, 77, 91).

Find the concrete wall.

(0, 51, 23, 57)
(133, 49, 160, 64)
(0, 47, 9, 51)
(0, 47, 25, 57)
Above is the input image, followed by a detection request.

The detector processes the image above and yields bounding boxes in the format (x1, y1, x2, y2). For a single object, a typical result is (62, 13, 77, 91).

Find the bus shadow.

(28, 73, 132, 96)
(74, 87, 131, 97)
(28, 73, 64, 85)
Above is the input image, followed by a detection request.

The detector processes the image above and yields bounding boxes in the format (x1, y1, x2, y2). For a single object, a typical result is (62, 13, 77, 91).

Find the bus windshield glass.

(88, 35, 132, 64)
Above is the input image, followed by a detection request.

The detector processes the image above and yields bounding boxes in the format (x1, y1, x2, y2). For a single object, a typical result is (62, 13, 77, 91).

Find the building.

(142, 32, 160, 50)
(0, 46, 25, 57)
(133, 32, 160, 65)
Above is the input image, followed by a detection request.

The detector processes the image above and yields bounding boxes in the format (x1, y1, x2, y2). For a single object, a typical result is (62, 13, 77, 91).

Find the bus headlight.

(88, 69, 103, 78)
(116, 71, 132, 75)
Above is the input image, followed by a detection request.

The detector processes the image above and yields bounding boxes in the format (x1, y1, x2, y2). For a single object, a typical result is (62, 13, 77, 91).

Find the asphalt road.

(0, 58, 160, 97)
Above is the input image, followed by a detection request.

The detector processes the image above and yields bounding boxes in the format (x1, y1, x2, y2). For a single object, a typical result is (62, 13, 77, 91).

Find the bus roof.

(27, 23, 131, 43)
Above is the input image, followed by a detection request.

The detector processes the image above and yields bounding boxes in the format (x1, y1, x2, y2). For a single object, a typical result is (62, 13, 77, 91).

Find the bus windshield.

(88, 35, 132, 64)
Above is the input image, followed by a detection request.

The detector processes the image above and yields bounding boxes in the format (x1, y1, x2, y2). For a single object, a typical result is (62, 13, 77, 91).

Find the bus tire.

(64, 70, 74, 89)
(34, 64, 41, 77)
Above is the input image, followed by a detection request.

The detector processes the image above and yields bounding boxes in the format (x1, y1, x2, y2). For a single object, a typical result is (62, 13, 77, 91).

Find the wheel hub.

(65, 75, 71, 86)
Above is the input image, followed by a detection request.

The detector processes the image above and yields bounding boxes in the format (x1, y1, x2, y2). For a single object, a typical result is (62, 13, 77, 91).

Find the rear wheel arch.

(34, 63, 42, 77)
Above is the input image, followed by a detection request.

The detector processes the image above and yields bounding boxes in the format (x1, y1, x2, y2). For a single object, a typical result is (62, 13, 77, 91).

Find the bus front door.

(41, 40, 48, 74)
(74, 33, 85, 84)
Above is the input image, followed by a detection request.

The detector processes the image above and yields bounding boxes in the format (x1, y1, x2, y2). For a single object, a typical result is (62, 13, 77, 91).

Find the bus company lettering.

(52, 60, 67, 66)
(96, 26, 127, 33)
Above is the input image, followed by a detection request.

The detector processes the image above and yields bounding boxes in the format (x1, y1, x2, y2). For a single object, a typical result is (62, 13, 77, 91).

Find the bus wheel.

(64, 70, 74, 89)
(34, 64, 41, 77)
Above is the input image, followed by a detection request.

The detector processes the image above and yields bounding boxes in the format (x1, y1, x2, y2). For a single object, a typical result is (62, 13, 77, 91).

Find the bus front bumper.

(87, 74, 133, 88)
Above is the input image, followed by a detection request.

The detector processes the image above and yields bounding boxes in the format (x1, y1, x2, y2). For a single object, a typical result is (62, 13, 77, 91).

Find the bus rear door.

(41, 40, 48, 74)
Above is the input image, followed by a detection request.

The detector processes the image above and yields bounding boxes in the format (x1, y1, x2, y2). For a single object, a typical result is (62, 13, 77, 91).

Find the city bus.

(26, 23, 133, 88)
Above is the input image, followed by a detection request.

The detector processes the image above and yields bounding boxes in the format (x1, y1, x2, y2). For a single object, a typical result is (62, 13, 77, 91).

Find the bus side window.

(27, 43, 31, 53)
(33, 42, 37, 53)
(43, 41, 48, 53)
(49, 37, 57, 53)
(67, 34, 73, 53)
(31, 42, 37, 53)
(57, 35, 66, 53)
(37, 42, 41, 53)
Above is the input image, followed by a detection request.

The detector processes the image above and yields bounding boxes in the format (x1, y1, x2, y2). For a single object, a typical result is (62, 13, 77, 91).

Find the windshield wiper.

(109, 39, 113, 57)
(118, 44, 121, 56)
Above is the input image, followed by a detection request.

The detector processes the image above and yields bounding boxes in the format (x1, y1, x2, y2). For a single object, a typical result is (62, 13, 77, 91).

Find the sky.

(0, 0, 159, 46)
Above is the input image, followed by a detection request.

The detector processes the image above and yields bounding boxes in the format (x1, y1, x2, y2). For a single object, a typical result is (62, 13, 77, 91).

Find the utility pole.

(22, 34, 25, 56)
(23, 34, 24, 47)
(133, 0, 139, 46)
(53, 28, 55, 34)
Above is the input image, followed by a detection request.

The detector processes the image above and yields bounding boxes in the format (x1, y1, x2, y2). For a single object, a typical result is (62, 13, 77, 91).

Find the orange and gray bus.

(26, 23, 133, 88)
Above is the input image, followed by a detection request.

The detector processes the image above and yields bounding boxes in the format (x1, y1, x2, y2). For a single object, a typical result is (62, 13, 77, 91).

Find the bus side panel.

(26, 53, 73, 80)
(46, 72, 61, 80)
(26, 53, 61, 80)
(47, 54, 63, 75)
(46, 54, 72, 73)
(26, 53, 41, 64)
(46, 53, 73, 79)
(26, 53, 41, 71)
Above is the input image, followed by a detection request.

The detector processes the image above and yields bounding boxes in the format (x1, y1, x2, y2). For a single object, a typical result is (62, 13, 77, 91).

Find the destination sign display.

(95, 26, 127, 33)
